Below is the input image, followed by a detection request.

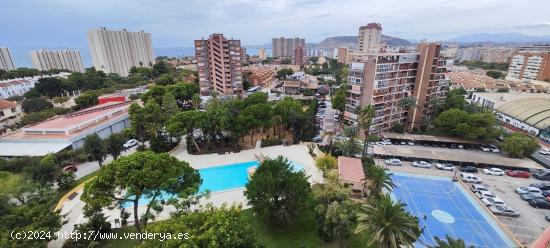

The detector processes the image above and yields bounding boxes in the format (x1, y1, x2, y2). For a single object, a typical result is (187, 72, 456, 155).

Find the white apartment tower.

(87, 28, 154, 77)
(357, 23, 382, 53)
(30, 49, 84, 72)
(0, 47, 16, 71)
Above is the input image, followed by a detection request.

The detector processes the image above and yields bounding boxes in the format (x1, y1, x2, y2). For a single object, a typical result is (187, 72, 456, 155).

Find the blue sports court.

(390, 172, 517, 248)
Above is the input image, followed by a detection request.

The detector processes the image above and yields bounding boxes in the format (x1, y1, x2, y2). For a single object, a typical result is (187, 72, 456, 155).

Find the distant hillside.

(448, 32, 550, 43)
(316, 35, 411, 49)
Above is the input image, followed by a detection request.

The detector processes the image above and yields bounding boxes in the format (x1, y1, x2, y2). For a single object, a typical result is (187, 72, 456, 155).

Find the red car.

(506, 170, 530, 178)
(63, 165, 78, 173)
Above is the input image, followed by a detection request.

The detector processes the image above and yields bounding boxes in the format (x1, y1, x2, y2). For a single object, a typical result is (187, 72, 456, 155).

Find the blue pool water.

(390, 172, 516, 248)
(122, 160, 304, 207)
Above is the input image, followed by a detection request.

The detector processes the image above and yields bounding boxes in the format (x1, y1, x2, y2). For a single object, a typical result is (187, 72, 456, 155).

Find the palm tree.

(365, 165, 395, 198)
(357, 105, 375, 159)
(400, 96, 417, 110)
(355, 195, 421, 248)
(338, 126, 360, 157)
(428, 235, 472, 248)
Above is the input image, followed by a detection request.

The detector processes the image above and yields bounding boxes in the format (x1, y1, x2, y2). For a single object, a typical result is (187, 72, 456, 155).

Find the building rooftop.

(338, 156, 365, 183)
(0, 99, 18, 110)
(473, 92, 550, 109)
(496, 98, 550, 129)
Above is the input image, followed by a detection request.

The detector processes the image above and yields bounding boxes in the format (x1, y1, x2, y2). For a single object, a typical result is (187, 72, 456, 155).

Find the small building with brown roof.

(338, 156, 365, 197)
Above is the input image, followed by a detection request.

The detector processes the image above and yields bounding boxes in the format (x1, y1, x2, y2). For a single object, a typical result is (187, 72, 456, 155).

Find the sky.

(1, 0, 550, 54)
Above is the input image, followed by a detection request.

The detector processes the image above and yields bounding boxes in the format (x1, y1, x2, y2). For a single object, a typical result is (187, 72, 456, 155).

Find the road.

(74, 145, 139, 179)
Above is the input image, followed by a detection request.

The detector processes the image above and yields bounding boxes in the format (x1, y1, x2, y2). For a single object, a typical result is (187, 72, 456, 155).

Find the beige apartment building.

(507, 45, 550, 82)
(357, 23, 382, 53)
(87, 28, 154, 77)
(258, 48, 267, 60)
(337, 47, 349, 64)
(30, 49, 84, 72)
(344, 43, 449, 133)
(195, 33, 244, 95)
(0, 47, 16, 71)
(272, 37, 305, 58)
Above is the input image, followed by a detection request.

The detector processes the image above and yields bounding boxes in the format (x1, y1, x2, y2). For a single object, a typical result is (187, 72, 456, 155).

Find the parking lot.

(373, 142, 542, 170)
(376, 159, 550, 246)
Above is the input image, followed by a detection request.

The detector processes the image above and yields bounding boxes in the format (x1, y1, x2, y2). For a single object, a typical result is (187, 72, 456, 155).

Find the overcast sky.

(2, 0, 550, 48)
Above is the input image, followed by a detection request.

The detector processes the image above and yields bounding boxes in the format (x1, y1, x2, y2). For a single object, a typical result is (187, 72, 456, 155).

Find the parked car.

(460, 173, 482, 184)
(460, 166, 478, 173)
(541, 190, 550, 197)
(412, 161, 431, 168)
(475, 190, 496, 199)
(539, 148, 550, 155)
(529, 198, 550, 209)
(457, 144, 464, 149)
(435, 163, 454, 171)
(312, 135, 322, 143)
(63, 165, 78, 173)
(482, 168, 504, 176)
(450, 144, 457, 149)
(123, 139, 138, 148)
(470, 184, 488, 193)
(515, 186, 542, 195)
(489, 205, 520, 217)
(400, 141, 406, 145)
(385, 158, 402, 166)
(482, 196, 506, 207)
(531, 183, 550, 190)
(521, 193, 546, 201)
(478, 145, 491, 152)
(533, 169, 550, 181)
(407, 141, 415, 146)
(506, 170, 530, 178)
(487, 145, 500, 153)
(546, 216, 550, 222)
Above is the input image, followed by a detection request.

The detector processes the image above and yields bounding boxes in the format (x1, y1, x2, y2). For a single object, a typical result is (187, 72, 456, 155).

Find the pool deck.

(50, 142, 322, 248)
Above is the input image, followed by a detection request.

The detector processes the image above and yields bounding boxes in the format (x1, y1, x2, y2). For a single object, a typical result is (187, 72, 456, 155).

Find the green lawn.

(0, 171, 23, 195)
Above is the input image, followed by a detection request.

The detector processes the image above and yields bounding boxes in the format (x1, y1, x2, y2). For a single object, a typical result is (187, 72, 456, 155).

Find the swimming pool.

(122, 160, 305, 207)
(390, 172, 516, 248)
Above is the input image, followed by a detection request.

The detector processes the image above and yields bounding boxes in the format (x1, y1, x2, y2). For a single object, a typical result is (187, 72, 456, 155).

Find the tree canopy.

(502, 133, 540, 158)
(434, 109, 501, 140)
(244, 156, 311, 226)
(81, 151, 201, 234)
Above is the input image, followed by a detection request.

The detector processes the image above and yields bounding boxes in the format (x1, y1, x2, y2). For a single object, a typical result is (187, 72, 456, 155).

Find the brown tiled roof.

(0, 99, 17, 110)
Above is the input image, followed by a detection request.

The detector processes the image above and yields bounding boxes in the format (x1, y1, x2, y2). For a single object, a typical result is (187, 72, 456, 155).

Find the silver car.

(489, 205, 520, 217)
(412, 161, 431, 168)
(385, 158, 402, 166)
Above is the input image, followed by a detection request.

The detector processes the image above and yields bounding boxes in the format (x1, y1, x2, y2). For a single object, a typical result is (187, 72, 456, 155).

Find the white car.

(435, 163, 454, 171)
(482, 168, 505, 176)
(385, 158, 402, 166)
(470, 184, 488, 193)
(412, 161, 431, 168)
(515, 186, 542, 195)
(475, 190, 496, 199)
(487, 145, 500, 153)
(123, 139, 138, 148)
(407, 141, 415, 146)
(380, 139, 392, 145)
(482, 196, 506, 207)
(478, 145, 491, 152)
(481, 196, 506, 207)
(540, 148, 550, 155)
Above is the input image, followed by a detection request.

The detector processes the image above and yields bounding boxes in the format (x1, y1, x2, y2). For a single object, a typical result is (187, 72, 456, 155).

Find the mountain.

(448, 33, 550, 43)
(316, 35, 411, 49)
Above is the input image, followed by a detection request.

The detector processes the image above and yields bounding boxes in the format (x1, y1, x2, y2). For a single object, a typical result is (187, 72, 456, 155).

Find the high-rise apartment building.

(87, 28, 154, 77)
(0, 47, 16, 71)
(337, 48, 349, 64)
(292, 46, 306, 66)
(272, 37, 305, 58)
(258, 48, 267, 60)
(357, 23, 382, 53)
(344, 43, 448, 133)
(30, 49, 84, 72)
(507, 45, 550, 82)
(195, 33, 244, 95)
